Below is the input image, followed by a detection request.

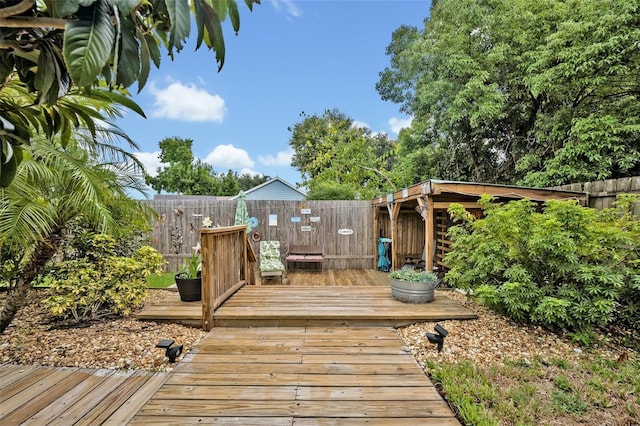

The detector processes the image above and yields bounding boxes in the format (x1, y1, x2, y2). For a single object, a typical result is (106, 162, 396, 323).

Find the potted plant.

(174, 252, 202, 302)
(389, 269, 439, 303)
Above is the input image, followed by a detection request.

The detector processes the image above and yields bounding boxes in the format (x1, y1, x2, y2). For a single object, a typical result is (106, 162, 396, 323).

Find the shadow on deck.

(136, 270, 477, 328)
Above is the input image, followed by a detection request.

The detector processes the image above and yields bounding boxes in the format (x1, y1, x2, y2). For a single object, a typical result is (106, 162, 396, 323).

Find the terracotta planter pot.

(174, 274, 202, 302)
(390, 277, 437, 303)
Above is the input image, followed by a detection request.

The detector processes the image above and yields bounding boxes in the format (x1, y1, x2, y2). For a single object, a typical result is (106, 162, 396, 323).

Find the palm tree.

(1, 0, 260, 187)
(0, 135, 154, 333)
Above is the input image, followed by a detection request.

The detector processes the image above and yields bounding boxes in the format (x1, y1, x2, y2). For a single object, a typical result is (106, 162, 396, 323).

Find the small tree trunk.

(0, 276, 30, 333)
(0, 235, 61, 334)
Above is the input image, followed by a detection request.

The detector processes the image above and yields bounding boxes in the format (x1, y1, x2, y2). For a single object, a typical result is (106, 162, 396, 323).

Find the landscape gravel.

(398, 289, 623, 370)
(0, 289, 206, 372)
(0, 288, 627, 373)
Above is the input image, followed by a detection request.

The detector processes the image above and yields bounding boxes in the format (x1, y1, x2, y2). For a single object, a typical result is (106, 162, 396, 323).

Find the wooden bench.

(285, 245, 324, 272)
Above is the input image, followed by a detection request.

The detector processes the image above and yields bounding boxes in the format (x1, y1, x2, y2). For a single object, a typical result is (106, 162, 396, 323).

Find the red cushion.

(304, 255, 323, 261)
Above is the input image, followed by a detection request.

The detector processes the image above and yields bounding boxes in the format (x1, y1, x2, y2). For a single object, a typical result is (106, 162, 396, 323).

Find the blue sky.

(117, 0, 431, 193)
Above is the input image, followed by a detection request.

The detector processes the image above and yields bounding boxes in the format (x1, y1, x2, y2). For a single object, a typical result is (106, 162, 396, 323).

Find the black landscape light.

(425, 324, 448, 353)
(156, 339, 184, 363)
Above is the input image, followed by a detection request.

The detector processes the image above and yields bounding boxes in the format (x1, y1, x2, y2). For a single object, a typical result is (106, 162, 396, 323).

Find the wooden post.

(373, 206, 380, 269)
(389, 203, 401, 270)
(200, 230, 214, 331)
(425, 197, 435, 271)
(417, 196, 431, 271)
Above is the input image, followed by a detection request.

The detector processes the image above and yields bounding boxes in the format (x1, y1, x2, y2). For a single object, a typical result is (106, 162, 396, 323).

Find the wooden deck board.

(129, 326, 460, 424)
(0, 366, 168, 425)
(137, 271, 477, 328)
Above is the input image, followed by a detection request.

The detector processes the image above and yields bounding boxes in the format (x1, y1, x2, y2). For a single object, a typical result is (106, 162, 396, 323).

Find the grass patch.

(426, 353, 639, 425)
(147, 272, 175, 288)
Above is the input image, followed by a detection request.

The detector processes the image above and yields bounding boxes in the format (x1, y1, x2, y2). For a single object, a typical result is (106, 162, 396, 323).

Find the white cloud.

(388, 116, 413, 135)
(351, 120, 370, 130)
(203, 144, 255, 169)
(240, 168, 262, 177)
(270, 0, 302, 18)
(133, 151, 165, 177)
(259, 149, 293, 166)
(149, 81, 226, 122)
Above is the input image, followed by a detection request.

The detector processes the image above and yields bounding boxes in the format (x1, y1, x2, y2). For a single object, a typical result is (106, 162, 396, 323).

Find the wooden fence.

(148, 176, 640, 273)
(147, 198, 375, 272)
(552, 176, 640, 216)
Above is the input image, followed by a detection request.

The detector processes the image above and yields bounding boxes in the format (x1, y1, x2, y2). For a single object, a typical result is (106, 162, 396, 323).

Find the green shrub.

(445, 194, 640, 343)
(389, 269, 438, 282)
(45, 244, 165, 321)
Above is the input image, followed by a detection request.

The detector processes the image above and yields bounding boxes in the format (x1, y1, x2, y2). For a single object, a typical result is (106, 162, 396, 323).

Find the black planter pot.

(174, 274, 202, 302)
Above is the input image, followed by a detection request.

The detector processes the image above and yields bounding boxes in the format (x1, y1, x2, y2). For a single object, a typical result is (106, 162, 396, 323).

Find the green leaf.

(165, 0, 191, 53)
(116, 17, 140, 88)
(112, 0, 140, 15)
(144, 33, 161, 68)
(45, 0, 82, 18)
(192, 0, 207, 49)
(136, 28, 151, 93)
(227, 0, 241, 33)
(99, 91, 145, 118)
(244, 0, 259, 12)
(199, 1, 226, 71)
(64, 0, 116, 87)
(35, 42, 58, 106)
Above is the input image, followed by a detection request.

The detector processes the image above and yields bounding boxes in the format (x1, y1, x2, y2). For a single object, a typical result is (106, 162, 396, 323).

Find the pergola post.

(417, 196, 434, 271)
(388, 202, 401, 270)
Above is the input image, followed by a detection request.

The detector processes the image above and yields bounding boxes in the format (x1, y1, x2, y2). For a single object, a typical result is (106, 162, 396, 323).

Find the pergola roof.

(372, 179, 589, 207)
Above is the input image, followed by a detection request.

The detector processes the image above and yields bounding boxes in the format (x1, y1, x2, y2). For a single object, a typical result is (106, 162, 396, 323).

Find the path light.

(425, 324, 448, 352)
(156, 339, 183, 363)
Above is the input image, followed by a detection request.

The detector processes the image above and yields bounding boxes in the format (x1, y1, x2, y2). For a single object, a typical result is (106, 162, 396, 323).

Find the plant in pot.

(174, 252, 202, 302)
(389, 268, 439, 303)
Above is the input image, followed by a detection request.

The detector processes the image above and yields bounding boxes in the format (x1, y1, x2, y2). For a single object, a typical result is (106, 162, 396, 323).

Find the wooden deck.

(130, 326, 460, 425)
(136, 270, 477, 328)
(2, 270, 473, 424)
(0, 364, 168, 424)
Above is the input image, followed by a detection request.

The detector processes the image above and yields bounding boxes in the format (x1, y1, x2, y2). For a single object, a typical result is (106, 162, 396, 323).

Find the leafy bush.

(176, 252, 202, 279)
(45, 241, 165, 321)
(389, 269, 438, 282)
(61, 217, 152, 261)
(445, 194, 640, 343)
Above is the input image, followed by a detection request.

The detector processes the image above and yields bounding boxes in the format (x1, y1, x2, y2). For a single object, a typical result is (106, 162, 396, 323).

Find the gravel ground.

(397, 289, 624, 369)
(0, 289, 206, 372)
(0, 288, 628, 373)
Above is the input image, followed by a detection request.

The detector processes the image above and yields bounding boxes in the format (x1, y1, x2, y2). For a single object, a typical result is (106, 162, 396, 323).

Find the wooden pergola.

(372, 180, 588, 272)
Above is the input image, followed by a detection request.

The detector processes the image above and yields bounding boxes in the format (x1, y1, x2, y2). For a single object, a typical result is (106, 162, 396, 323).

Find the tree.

(288, 109, 396, 199)
(146, 137, 220, 195)
(306, 182, 356, 200)
(1, 0, 260, 186)
(1, 72, 146, 187)
(377, 0, 640, 186)
(0, 136, 155, 333)
(146, 137, 270, 195)
(237, 172, 269, 192)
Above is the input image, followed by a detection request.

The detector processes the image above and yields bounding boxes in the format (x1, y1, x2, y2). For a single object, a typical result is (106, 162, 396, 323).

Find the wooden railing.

(200, 225, 255, 331)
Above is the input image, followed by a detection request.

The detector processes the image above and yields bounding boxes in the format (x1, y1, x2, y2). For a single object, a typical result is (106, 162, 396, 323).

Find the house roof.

(230, 177, 306, 201)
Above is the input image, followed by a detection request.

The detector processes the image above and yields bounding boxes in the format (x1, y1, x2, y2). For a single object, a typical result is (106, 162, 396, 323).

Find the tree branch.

(0, 0, 35, 18)
(0, 16, 68, 30)
(356, 164, 395, 186)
